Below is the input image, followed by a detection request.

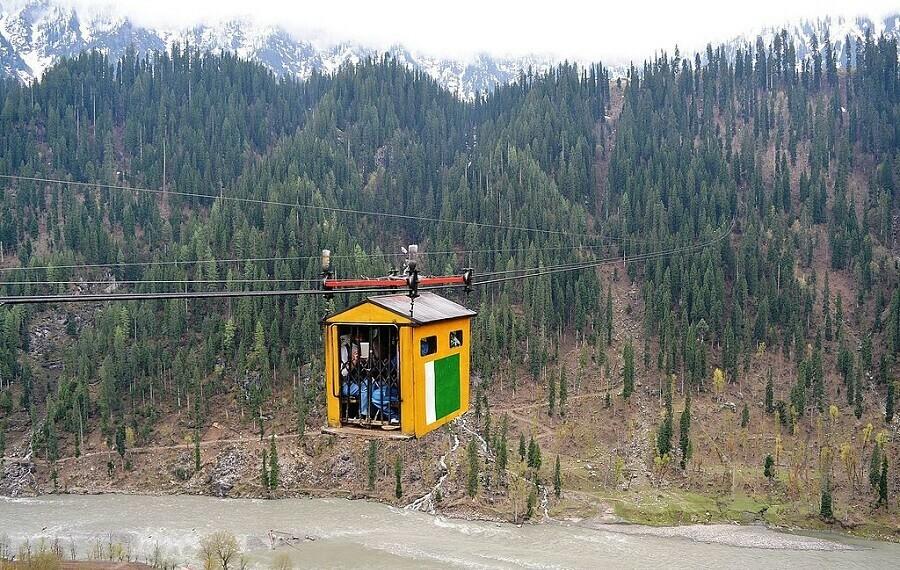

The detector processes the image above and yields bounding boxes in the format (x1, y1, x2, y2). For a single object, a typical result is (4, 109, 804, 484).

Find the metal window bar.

(338, 325, 400, 428)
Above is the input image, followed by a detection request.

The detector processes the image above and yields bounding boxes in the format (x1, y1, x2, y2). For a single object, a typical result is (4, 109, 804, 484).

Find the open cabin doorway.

(336, 324, 401, 429)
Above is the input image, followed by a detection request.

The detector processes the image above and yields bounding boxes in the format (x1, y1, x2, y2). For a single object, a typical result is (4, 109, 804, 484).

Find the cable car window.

(420, 335, 437, 356)
(449, 330, 463, 348)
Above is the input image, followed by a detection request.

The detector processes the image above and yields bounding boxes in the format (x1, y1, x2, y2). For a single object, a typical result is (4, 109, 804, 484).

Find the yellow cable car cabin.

(323, 292, 476, 438)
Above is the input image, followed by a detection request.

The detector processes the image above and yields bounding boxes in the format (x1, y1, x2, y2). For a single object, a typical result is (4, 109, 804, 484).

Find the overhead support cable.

(0, 174, 664, 244)
(0, 219, 734, 306)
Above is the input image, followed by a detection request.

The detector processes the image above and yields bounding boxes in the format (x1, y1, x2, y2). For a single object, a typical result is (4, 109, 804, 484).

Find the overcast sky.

(32, 0, 900, 62)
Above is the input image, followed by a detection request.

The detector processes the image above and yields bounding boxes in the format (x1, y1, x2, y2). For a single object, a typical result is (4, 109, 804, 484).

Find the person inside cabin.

(340, 332, 368, 417)
(366, 329, 400, 425)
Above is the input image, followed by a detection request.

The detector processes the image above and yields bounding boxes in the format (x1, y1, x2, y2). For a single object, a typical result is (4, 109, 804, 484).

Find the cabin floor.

(320, 426, 412, 440)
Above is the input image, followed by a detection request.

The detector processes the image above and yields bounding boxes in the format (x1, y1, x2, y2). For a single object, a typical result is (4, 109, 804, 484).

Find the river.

(1, 494, 897, 568)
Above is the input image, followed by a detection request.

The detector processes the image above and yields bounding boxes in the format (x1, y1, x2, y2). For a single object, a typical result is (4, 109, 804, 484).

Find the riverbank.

(4, 422, 899, 546)
(3, 494, 900, 569)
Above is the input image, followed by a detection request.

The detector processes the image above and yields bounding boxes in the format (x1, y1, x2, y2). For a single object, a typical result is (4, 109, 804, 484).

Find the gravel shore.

(587, 523, 857, 551)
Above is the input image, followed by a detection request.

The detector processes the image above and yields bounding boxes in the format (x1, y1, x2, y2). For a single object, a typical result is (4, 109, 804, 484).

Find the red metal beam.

(324, 275, 466, 290)
(324, 278, 405, 289)
(419, 275, 466, 286)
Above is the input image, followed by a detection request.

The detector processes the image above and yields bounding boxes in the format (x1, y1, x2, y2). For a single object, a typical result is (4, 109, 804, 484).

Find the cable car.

(320, 247, 476, 438)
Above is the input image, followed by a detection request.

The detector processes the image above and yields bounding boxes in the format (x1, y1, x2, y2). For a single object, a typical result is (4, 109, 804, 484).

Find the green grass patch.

(610, 490, 780, 526)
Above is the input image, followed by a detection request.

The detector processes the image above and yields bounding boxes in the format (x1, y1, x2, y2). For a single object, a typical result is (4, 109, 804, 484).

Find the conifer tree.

(679, 392, 692, 469)
(466, 439, 479, 498)
(115, 424, 126, 459)
(548, 371, 556, 417)
(559, 368, 568, 417)
(605, 287, 613, 346)
(877, 456, 888, 507)
(497, 415, 509, 474)
(519, 433, 527, 462)
(260, 448, 268, 490)
(820, 481, 833, 520)
(193, 428, 201, 472)
(741, 403, 750, 428)
(622, 340, 635, 400)
(527, 436, 542, 470)
(554, 455, 562, 498)
(835, 295, 844, 341)
(483, 403, 492, 447)
(268, 435, 279, 490)
(657, 377, 673, 457)
(886, 380, 895, 424)
(869, 445, 881, 489)
(765, 370, 774, 414)
(823, 274, 832, 341)
(764, 454, 775, 480)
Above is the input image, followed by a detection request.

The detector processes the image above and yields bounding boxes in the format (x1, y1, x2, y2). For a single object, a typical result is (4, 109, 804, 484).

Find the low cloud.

(10, 0, 899, 63)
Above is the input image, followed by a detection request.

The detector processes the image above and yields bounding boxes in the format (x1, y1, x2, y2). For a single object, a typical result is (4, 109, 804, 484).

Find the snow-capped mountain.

(0, 0, 556, 98)
(1, 1, 897, 97)
(730, 14, 900, 65)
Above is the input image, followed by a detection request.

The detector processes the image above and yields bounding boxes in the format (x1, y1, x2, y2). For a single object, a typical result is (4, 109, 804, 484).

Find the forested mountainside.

(0, 45, 610, 457)
(0, 29, 897, 531)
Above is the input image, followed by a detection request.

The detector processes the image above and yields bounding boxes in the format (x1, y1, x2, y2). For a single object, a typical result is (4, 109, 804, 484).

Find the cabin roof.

(369, 292, 476, 324)
(326, 292, 476, 325)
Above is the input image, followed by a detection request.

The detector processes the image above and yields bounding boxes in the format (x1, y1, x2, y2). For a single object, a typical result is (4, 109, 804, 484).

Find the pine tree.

(877, 456, 888, 507)
(835, 294, 844, 341)
(526, 489, 536, 519)
(193, 428, 201, 472)
(394, 456, 403, 499)
(820, 481, 833, 520)
(466, 439, 479, 498)
(527, 436, 542, 470)
(553, 455, 562, 498)
(869, 445, 881, 489)
(657, 377, 673, 457)
(367, 440, 377, 491)
(622, 340, 635, 399)
(886, 380, 895, 423)
(765, 369, 774, 413)
(261, 448, 268, 490)
(115, 424, 126, 459)
(519, 433, 527, 462)
(764, 454, 775, 479)
(483, 402, 492, 447)
(823, 273, 832, 341)
(497, 415, 509, 473)
(605, 286, 613, 346)
(741, 403, 750, 428)
(558, 368, 568, 417)
(548, 370, 556, 417)
(268, 435, 279, 490)
(679, 392, 692, 469)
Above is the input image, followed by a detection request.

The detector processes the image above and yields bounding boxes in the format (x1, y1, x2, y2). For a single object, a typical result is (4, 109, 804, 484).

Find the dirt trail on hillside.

(498, 392, 606, 442)
(4, 431, 303, 465)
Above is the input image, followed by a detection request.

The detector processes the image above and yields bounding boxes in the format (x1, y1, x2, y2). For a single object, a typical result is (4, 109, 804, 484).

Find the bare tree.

(199, 531, 241, 570)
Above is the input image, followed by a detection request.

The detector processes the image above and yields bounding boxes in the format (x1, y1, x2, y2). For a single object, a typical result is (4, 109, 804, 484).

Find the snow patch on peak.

(0, 0, 564, 97)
